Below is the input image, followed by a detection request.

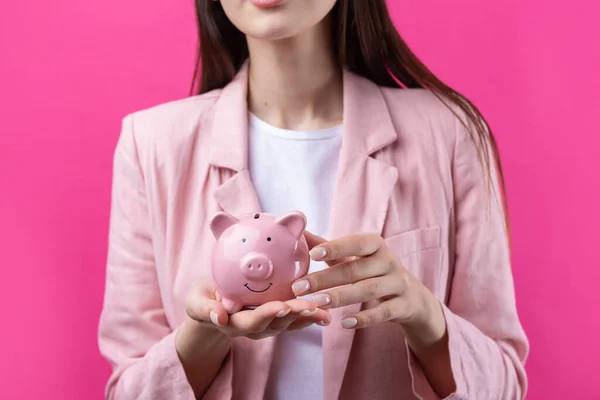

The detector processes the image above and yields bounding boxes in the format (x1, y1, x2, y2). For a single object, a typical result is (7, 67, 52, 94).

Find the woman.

(98, 0, 529, 399)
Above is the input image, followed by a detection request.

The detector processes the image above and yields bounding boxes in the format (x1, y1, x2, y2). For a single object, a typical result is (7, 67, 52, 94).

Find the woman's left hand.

(292, 231, 446, 341)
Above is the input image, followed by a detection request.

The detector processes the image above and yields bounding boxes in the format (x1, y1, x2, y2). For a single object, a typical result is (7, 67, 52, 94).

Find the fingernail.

(276, 308, 291, 318)
(317, 320, 330, 326)
(310, 247, 327, 260)
(300, 309, 318, 316)
(341, 317, 358, 329)
(210, 311, 222, 326)
(312, 294, 331, 307)
(292, 280, 310, 295)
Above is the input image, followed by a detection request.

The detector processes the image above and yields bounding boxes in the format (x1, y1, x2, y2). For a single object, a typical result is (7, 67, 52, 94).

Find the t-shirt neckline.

(249, 112, 343, 141)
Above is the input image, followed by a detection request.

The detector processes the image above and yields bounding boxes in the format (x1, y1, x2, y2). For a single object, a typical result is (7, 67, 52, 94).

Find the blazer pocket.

(384, 226, 444, 298)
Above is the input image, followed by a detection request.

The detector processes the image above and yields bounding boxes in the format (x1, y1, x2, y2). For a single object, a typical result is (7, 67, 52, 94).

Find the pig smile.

(244, 283, 273, 293)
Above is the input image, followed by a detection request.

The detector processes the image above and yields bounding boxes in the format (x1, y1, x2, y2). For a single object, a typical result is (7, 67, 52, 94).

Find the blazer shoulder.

(124, 89, 222, 148)
(379, 87, 464, 152)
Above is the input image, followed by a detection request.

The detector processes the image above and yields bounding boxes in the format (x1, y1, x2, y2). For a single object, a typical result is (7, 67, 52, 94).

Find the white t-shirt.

(247, 112, 343, 400)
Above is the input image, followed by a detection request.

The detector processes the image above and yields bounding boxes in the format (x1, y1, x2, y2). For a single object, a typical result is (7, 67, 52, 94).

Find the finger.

(286, 310, 333, 329)
(304, 231, 349, 266)
(287, 320, 317, 331)
(228, 301, 290, 333)
(294, 308, 331, 324)
(340, 298, 403, 329)
(269, 300, 332, 330)
(292, 310, 332, 326)
(286, 299, 331, 321)
(303, 230, 326, 249)
(309, 233, 384, 262)
(266, 299, 313, 330)
(292, 252, 392, 296)
(284, 298, 320, 315)
(246, 332, 280, 341)
(192, 277, 222, 300)
(267, 313, 299, 330)
(270, 312, 331, 331)
(185, 281, 230, 327)
(319, 276, 405, 309)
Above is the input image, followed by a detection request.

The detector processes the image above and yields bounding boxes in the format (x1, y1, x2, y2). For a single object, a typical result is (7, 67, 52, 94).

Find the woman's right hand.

(184, 278, 331, 340)
(175, 278, 330, 395)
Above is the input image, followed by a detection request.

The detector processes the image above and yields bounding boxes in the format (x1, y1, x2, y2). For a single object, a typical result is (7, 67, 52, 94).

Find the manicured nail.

(310, 247, 327, 260)
(276, 308, 291, 318)
(312, 294, 331, 307)
(317, 320, 330, 326)
(210, 311, 222, 326)
(300, 309, 318, 316)
(341, 317, 358, 329)
(292, 280, 310, 295)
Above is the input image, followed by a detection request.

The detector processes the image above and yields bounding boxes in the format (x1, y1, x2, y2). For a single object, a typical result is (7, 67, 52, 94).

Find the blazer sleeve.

(98, 115, 195, 399)
(408, 117, 529, 400)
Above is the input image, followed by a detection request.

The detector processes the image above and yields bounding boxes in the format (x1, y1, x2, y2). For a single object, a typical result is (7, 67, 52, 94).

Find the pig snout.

(240, 253, 273, 280)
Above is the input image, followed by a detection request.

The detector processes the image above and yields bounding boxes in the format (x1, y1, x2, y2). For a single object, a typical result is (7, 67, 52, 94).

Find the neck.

(246, 18, 343, 130)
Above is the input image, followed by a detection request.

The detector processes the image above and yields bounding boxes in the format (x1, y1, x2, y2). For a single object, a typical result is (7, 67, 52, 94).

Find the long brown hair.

(191, 0, 510, 234)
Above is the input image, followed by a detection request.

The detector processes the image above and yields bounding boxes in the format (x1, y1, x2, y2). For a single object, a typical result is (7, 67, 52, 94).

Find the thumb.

(186, 279, 230, 327)
(186, 292, 230, 327)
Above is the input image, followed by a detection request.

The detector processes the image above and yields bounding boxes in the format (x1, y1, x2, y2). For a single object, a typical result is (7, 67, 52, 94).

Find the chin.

(243, 17, 307, 41)
(246, 25, 302, 41)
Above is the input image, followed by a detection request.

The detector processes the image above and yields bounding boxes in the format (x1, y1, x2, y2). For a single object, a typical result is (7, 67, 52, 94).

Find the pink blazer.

(98, 64, 529, 399)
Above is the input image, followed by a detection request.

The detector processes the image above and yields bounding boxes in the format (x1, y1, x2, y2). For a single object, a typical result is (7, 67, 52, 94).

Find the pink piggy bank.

(209, 211, 310, 313)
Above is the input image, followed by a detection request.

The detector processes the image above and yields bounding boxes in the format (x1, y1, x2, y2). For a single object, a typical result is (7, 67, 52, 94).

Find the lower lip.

(249, 0, 284, 9)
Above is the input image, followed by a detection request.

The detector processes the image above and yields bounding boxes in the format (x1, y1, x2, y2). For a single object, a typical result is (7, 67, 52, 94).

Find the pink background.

(0, 0, 598, 398)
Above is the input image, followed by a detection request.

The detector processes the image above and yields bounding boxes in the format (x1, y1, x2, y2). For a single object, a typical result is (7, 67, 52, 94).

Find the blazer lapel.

(322, 70, 399, 400)
(209, 62, 262, 217)
(208, 62, 275, 400)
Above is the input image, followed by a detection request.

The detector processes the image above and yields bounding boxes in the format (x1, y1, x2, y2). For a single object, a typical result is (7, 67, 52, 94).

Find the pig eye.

(242, 238, 247, 243)
(254, 214, 260, 219)
(267, 237, 272, 241)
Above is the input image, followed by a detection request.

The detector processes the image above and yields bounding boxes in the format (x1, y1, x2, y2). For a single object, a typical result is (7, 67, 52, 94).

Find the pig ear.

(209, 211, 239, 239)
(275, 211, 307, 240)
